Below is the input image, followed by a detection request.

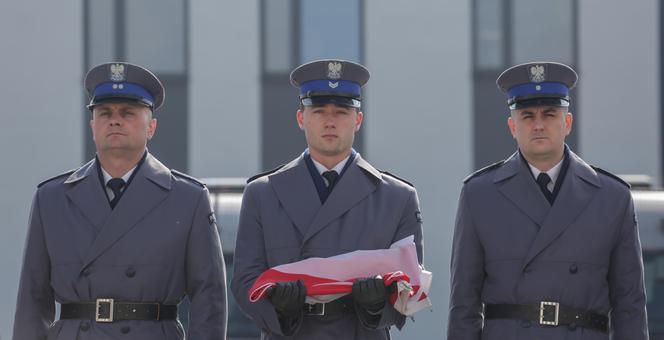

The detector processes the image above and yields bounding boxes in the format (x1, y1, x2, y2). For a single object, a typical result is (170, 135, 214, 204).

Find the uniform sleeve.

(447, 186, 484, 340)
(230, 184, 298, 336)
(357, 187, 425, 331)
(185, 187, 228, 340)
(12, 191, 55, 340)
(608, 195, 649, 339)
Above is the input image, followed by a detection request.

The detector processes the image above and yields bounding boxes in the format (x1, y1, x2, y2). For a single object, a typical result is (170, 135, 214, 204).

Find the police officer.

(448, 61, 649, 339)
(13, 62, 227, 340)
(231, 59, 424, 339)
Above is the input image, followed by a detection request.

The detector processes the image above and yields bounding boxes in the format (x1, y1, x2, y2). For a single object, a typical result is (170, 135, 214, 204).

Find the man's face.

(297, 103, 363, 158)
(90, 102, 156, 155)
(507, 105, 572, 161)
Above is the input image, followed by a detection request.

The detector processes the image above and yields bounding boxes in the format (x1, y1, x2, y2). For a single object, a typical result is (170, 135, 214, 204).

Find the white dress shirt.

(311, 154, 352, 186)
(528, 157, 564, 192)
(101, 165, 137, 200)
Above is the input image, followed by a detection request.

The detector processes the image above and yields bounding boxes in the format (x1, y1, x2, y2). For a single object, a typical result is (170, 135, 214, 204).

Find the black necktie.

(322, 171, 339, 191)
(107, 178, 126, 209)
(536, 173, 553, 204)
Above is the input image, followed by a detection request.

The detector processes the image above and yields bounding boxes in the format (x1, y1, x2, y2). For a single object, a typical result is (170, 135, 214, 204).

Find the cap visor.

(510, 97, 569, 110)
(88, 95, 153, 110)
(302, 96, 360, 108)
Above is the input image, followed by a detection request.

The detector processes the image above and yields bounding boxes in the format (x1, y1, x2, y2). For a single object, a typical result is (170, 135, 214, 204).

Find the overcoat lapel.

(269, 156, 322, 237)
(79, 154, 171, 271)
(65, 159, 111, 231)
(495, 152, 550, 226)
(521, 151, 600, 268)
(303, 155, 380, 243)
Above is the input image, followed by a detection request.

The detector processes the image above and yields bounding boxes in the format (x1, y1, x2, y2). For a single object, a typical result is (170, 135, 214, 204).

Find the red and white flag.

(249, 236, 432, 316)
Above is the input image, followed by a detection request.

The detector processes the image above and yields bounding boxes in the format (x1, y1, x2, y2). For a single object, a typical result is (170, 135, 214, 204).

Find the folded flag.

(249, 235, 432, 316)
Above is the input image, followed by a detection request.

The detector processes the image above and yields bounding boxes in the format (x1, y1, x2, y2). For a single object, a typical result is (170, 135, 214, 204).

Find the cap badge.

(328, 81, 339, 89)
(109, 63, 126, 82)
(327, 61, 343, 80)
(529, 64, 545, 83)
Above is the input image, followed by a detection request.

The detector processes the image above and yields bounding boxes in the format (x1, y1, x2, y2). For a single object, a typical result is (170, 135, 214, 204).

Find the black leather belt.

(485, 302, 608, 333)
(61, 299, 177, 322)
(304, 297, 354, 316)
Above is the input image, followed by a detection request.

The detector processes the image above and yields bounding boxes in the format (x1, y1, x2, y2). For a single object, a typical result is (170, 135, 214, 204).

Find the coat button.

(125, 267, 136, 278)
(523, 266, 532, 274)
(121, 326, 131, 334)
(569, 264, 578, 274)
(80, 321, 90, 331)
(520, 320, 531, 328)
(82, 268, 92, 277)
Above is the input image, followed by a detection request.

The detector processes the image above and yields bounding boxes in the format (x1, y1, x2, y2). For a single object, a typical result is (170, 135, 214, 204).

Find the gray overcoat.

(13, 153, 227, 340)
(231, 153, 424, 340)
(448, 149, 649, 339)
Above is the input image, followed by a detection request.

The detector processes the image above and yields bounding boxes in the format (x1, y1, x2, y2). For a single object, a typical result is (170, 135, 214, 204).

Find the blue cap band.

(92, 82, 155, 106)
(507, 81, 569, 99)
(299, 79, 361, 98)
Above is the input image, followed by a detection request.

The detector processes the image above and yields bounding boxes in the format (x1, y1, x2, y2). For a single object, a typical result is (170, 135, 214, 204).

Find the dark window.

(300, 0, 361, 63)
(475, 0, 504, 70)
(511, 0, 574, 65)
(264, 0, 294, 73)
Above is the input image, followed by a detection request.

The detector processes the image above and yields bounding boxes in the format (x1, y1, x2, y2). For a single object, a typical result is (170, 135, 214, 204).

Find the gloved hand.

(267, 280, 307, 318)
(352, 276, 387, 314)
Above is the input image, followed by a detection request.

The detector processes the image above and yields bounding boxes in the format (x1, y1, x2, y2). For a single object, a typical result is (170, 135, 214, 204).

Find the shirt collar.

(311, 154, 351, 175)
(101, 165, 137, 185)
(528, 157, 564, 185)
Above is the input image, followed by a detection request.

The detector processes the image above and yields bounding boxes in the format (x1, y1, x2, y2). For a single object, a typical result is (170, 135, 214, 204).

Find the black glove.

(267, 280, 307, 318)
(352, 277, 387, 314)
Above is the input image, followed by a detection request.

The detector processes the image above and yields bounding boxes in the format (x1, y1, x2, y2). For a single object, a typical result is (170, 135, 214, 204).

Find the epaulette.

(590, 165, 631, 188)
(38, 169, 76, 188)
(463, 160, 505, 183)
(378, 170, 415, 188)
(247, 164, 286, 184)
(171, 169, 205, 187)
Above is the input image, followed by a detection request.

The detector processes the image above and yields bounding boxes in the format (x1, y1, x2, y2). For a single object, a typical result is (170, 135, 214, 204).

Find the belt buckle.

(305, 303, 325, 316)
(96, 298, 114, 323)
(539, 301, 559, 326)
